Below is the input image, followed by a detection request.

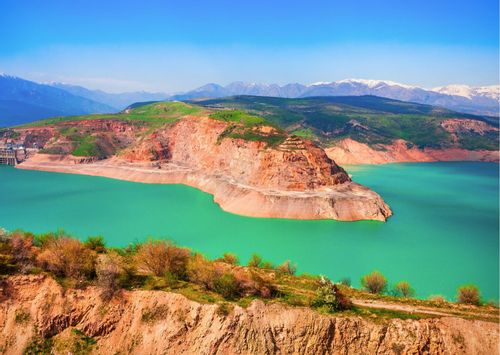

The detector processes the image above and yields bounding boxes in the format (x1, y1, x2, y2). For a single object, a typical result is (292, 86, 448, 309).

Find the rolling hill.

(189, 95, 499, 151)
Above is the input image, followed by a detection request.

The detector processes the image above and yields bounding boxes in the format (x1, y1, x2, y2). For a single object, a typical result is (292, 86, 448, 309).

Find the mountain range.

(172, 79, 499, 117)
(0, 74, 498, 127)
(0, 75, 167, 126)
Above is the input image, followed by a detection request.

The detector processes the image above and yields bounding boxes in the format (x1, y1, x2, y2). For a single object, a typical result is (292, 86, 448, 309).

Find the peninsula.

(2, 102, 392, 221)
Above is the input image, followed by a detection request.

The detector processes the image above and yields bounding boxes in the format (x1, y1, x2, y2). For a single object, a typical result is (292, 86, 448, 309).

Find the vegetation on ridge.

(0, 228, 496, 324)
(191, 95, 499, 150)
(20, 101, 205, 128)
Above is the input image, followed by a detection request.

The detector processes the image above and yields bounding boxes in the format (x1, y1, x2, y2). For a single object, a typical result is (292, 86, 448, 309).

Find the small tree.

(218, 253, 239, 265)
(85, 236, 106, 253)
(312, 276, 352, 312)
(361, 271, 387, 294)
(457, 285, 481, 305)
(392, 281, 415, 298)
(213, 273, 241, 300)
(96, 253, 124, 301)
(247, 254, 263, 268)
(133, 240, 190, 279)
(277, 260, 297, 275)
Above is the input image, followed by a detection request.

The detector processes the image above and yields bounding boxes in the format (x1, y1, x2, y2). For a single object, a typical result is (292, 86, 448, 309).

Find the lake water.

(0, 162, 498, 301)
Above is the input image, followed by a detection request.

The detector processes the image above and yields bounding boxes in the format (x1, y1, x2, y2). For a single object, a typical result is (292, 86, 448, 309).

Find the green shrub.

(457, 285, 481, 305)
(85, 236, 106, 253)
(218, 252, 239, 265)
(361, 271, 387, 294)
(312, 277, 352, 312)
(247, 254, 263, 268)
(392, 281, 415, 298)
(277, 260, 297, 275)
(427, 294, 447, 305)
(213, 273, 241, 300)
(36, 237, 97, 280)
(133, 240, 190, 279)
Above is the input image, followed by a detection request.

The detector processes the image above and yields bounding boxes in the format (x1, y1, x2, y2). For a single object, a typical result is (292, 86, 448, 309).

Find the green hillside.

(190, 95, 499, 150)
(20, 101, 205, 128)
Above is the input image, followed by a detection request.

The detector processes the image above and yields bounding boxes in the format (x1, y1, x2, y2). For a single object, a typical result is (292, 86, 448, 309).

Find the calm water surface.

(0, 162, 498, 300)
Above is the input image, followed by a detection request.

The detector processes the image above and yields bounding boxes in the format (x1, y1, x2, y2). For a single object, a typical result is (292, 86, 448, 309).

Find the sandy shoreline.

(16, 154, 392, 222)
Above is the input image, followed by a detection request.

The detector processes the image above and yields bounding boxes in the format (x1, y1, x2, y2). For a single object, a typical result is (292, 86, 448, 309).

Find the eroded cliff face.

(326, 138, 500, 165)
(1, 275, 498, 355)
(15, 116, 392, 221)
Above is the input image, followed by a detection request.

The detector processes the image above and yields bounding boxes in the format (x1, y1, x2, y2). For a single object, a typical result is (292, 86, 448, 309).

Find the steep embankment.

(10, 104, 391, 221)
(0, 275, 498, 354)
(326, 138, 499, 165)
(326, 118, 499, 165)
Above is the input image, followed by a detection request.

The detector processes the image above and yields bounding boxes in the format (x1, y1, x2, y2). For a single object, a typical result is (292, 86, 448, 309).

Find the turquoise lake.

(0, 162, 498, 300)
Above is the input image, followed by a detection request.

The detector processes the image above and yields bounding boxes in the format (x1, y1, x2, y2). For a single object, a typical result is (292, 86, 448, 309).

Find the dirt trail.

(352, 298, 499, 321)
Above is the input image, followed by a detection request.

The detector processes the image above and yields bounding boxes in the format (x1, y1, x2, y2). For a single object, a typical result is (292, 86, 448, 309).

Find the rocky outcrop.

(326, 138, 500, 165)
(1, 275, 498, 355)
(16, 116, 392, 221)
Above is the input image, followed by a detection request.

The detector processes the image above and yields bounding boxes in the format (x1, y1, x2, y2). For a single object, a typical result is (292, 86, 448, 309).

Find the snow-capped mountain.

(432, 84, 499, 101)
(174, 79, 499, 116)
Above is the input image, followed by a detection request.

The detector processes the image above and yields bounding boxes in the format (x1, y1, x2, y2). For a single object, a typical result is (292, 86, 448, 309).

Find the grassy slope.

(190, 95, 499, 150)
(20, 101, 205, 128)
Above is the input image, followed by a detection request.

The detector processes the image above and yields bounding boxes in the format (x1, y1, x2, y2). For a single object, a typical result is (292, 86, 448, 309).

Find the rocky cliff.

(0, 275, 498, 355)
(13, 112, 392, 221)
(326, 138, 500, 165)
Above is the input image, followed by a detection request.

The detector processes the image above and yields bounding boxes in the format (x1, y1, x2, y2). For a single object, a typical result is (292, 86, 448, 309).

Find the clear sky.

(0, 0, 498, 92)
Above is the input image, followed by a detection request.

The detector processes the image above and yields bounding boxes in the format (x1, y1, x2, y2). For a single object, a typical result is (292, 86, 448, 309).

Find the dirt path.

(352, 298, 499, 321)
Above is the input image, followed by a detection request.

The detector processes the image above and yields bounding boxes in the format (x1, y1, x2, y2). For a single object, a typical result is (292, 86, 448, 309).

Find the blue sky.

(0, 0, 498, 92)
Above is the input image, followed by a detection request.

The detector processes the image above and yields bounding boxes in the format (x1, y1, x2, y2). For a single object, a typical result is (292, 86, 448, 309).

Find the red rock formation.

(326, 138, 499, 165)
(15, 116, 392, 221)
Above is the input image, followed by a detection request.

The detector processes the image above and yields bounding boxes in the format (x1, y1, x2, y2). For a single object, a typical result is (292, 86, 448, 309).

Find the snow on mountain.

(175, 79, 499, 116)
(432, 84, 499, 101)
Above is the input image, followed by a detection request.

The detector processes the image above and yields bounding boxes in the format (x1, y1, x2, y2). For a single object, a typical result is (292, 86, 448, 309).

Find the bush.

(133, 240, 190, 279)
(218, 253, 239, 265)
(361, 271, 387, 294)
(36, 237, 96, 280)
(428, 295, 447, 304)
(392, 281, 415, 298)
(187, 253, 217, 289)
(277, 260, 297, 275)
(339, 277, 351, 287)
(96, 253, 124, 300)
(213, 273, 241, 300)
(9, 231, 35, 272)
(312, 276, 352, 312)
(457, 285, 481, 305)
(85, 236, 106, 253)
(247, 254, 263, 268)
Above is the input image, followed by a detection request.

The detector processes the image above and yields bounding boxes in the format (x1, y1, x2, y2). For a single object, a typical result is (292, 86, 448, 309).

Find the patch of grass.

(14, 308, 30, 324)
(209, 110, 269, 127)
(141, 304, 170, 323)
(71, 134, 99, 157)
(70, 329, 97, 354)
(20, 102, 205, 128)
(24, 336, 53, 354)
(225, 130, 286, 147)
(290, 127, 315, 140)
